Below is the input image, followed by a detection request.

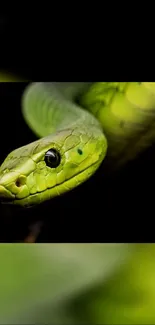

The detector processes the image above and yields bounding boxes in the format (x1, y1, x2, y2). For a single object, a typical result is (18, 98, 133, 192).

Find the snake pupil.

(77, 148, 83, 155)
(44, 148, 61, 168)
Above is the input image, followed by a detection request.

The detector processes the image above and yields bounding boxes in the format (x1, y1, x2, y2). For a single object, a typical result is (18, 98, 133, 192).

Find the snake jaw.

(11, 160, 101, 206)
(0, 185, 15, 200)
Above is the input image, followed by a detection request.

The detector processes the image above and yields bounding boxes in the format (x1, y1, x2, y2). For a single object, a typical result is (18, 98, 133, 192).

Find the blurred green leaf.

(69, 244, 155, 325)
(0, 244, 131, 323)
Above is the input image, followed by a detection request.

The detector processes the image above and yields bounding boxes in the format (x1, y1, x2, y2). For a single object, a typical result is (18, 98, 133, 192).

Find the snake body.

(0, 82, 155, 206)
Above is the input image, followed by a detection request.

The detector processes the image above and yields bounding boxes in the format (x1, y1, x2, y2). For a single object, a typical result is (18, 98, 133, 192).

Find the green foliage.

(0, 244, 131, 324)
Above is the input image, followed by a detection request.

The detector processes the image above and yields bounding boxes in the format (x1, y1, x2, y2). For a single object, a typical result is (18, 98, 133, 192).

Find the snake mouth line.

(8, 160, 100, 205)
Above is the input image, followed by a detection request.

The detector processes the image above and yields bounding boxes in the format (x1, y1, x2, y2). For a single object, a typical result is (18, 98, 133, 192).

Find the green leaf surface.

(0, 244, 131, 324)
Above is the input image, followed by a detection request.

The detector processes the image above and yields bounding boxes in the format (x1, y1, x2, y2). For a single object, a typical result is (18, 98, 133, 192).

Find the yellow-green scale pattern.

(80, 82, 155, 168)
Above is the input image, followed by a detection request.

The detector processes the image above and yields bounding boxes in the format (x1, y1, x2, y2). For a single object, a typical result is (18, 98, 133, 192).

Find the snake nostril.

(15, 179, 22, 187)
(15, 176, 26, 188)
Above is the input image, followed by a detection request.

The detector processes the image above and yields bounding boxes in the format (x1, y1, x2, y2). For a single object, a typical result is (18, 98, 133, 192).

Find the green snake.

(0, 82, 155, 207)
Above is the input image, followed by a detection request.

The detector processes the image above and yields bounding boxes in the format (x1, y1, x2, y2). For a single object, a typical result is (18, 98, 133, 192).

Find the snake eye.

(44, 149, 61, 168)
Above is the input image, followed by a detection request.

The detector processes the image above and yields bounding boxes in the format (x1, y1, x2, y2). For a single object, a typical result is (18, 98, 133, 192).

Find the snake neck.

(22, 82, 98, 138)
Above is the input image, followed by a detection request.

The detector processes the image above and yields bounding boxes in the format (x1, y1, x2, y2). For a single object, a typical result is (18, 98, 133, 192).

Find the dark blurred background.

(0, 15, 154, 243)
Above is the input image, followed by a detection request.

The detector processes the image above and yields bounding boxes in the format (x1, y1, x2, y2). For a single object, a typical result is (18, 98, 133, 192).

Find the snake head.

(0, 127, 107, 207)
